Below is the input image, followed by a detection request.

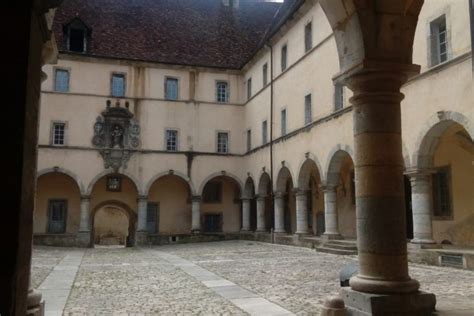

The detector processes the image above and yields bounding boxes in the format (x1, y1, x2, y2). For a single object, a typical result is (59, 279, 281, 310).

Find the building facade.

(35, 0, 473, 249)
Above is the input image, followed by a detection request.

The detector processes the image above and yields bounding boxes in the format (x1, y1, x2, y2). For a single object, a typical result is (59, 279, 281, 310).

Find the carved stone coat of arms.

(92, 100, 140, 171)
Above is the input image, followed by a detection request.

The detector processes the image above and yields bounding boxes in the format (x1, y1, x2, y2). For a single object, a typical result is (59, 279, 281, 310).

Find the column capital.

(274, 191, 285, 199)
(320, 184, 336, 193)
(137, 195, 148, 202)
(241, 197, 252, 201)
(294, 188, 309, 196)
(80, 195, 91, 201)
(191, 195, 202, 202)
(404, 168, 435, 179)
(256, 195, 267, 201)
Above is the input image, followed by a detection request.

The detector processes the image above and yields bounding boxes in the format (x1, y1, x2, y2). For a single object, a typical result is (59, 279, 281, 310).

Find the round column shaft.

(191, 196, 201, 233)
(274, 192, 285, 233)
(322, 186, 340, 237)
(295, 190, 309, 234)
(79, 195, 91, 232)
(241, 198, 251, 232)
(137, 196, 148, 232)
(347, 67, 420, 294)
(256, 196, 266, 232)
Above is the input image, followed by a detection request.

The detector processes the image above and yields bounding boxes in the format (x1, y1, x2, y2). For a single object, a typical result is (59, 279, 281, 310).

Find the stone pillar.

(321, 185, 341, 239)
(241, 198, 251, 232)
(346, 66, 421, 295)
(77, 195, 92, 247)
(191, 196, 201, 233)
(295, 189, 309, 235)
(256, 196, 266, 232)
(135, 196, 148, 245)
(406, 169, 435, 244)
(274, 192, 285, 233)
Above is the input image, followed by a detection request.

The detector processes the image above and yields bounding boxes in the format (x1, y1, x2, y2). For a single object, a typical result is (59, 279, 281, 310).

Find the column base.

(240, 228, 251, 233)
(191, 229, 201, 235)
(256, 228, 267, 233)
(340, 287, 436, 316)
(26, 288, 44, 316)
(350, 275, 420, 294)
(273, 229, 286, 234)
(323, 233, 343, 240)
(135, 231, 148, 245)
(76, 231, 92, 247)
(411, 238, 436, 245)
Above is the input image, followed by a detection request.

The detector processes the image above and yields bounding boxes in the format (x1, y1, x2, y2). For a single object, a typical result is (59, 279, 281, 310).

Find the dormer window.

(64, 17, 91, 53)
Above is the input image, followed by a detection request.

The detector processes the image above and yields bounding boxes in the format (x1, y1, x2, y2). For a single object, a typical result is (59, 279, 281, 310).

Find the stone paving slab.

(30, 241, 474, 315)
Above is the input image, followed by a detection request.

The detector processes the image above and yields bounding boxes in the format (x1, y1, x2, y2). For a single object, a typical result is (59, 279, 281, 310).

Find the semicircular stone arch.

(86, 170, 143, 196)
(37, 167, 86, 195)
(412, 111, 474, 170)
(257, 172, 272, 196)
(275, 166, 293, 192)
(243, 177, 256, 199)
(297, 158, 322, 190)
(144, 170, 196, 196)
(324, 146, 354, 187)
(198, 172, 243, 197)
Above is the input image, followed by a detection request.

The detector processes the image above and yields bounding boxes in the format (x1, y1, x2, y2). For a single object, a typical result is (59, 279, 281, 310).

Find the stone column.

(406, 169, 435, 244)
(79, 195, 91, 233)
(137, 196, 148, 232)
(241, 198, 251, 232)
(321, 185, 341, 238)
(77, 195, 92, 247)
(345, 66, 421, 295)
(274, 192, 285, 233)
(295, 189, 309, 235)
(256, 196, 266, 232)
(191, 196, 201, 233)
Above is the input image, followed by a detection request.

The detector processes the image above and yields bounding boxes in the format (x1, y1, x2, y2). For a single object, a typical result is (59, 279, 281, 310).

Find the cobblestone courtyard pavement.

(32, 241, 474, 315)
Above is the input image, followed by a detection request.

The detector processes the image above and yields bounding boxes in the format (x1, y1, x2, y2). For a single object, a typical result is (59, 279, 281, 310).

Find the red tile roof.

(53, 0, 283, 69)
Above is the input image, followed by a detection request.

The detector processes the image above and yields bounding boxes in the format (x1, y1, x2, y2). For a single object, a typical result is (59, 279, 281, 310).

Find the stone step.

(324, 243, 357, 251)
(315, 246, 358, 256)
(326, 239, 357, 246)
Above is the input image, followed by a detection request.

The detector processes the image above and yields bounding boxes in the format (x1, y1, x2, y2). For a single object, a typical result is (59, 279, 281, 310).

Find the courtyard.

(31, 241, 474, 315)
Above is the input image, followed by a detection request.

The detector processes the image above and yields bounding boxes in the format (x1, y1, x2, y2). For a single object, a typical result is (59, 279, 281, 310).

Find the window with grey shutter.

(304, 94, 312, 125)
(111, 74, 125, 97)
(305, 22, 312, 52)
(48, 200, 67, 234)
(281, 45, 287, 71)
(432, 166, 452, 218)
(262, 120, 268, 144)
(146, 203, 159, 233)
(216, 81, 229, 103)
(334, 84, 344, 111)
(54, 69, 70, 92)
(217, 132, 229, 153)
(429, 15, 448, 66)
(247, 129, 252, 151)
(247, 78, 252, 100)
(281, 109, 287, 136)
(263, 63, 268, 86)
(165, 77, 179, 100)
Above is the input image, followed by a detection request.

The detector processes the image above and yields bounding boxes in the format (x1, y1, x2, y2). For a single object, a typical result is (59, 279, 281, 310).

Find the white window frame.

(427, 10, 451, 68)
(262, 120, 268, 144)
(51, 121, 67, 146)
(281, 44, 288, 72)
(262, 63, 268, 86)
(165, 76, 180, 100)
(53, 67, 70, 93)
(334, 84, 344, 111)
(247, 77, 252, 100)
(216, 131, 230, 154)
(111, 72, 126, 97)
(216, 80, 230, 103)
(164, 129, 179, 151)
(246, 129, 252, 152)
(304, 21, 313, 53)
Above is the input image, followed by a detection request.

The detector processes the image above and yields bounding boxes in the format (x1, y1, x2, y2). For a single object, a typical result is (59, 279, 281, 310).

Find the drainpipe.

(266, 43, 274, 196)
(470, 0, 474, 72)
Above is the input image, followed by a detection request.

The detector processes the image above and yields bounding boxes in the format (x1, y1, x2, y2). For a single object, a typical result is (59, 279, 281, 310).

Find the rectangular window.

(304, 94, 312, 125)
(165, 77, 179, 100)
(217, 132, 229, 153)
(281, 44, 287, 71)
(203, 181, 222, 203)
(54, 69, 70, 92)
(334, 84, 344, 111)
(146, 203, 159, 234)
(281, 109, 287, 136)
(165, 129, 178, 151)
(52, 122, 66, 146)
(432, 166, 452, 218)
(262, 120, 268, 144)
(216, 81, 229, 103)
(111, 74, 125, 97)
(48, 200, 67, 234)
(430, 15, 448, 66)
(247, 78, 252, 100)
(247, 129, 252, 151)
(305, 22, 313, 52)
(262, 63, 268, 86)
